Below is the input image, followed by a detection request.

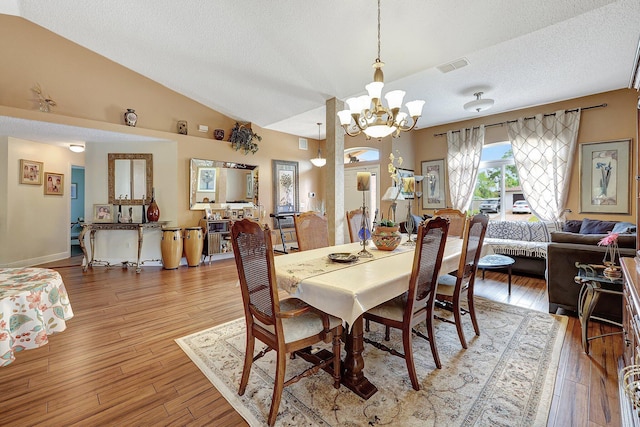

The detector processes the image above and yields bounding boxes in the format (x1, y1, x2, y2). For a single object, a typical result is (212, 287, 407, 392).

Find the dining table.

(274, 236, 466, 399)
(0, 267, 74, 367)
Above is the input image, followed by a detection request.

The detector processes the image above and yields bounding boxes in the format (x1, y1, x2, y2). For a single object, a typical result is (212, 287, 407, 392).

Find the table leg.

(79, 225, 90, 272)
(89, 229, 97, 268)
(578, 281, 601, 354)
(136, 225, 144, 273)
(507, 265, 512, 295)
(342, 315, 378, 399)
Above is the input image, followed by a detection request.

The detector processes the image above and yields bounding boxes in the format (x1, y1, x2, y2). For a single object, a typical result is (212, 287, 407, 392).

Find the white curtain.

(507, 110, 581, 222)
(446, 125, 484, 211)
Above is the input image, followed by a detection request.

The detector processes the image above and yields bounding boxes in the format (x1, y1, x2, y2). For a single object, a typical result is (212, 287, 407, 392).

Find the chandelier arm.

(397, 116, 420, 133)
(342, 124, 363, 138)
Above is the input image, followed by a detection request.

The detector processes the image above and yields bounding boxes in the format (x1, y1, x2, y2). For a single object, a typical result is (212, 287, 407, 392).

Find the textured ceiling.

(2, 0, 640, 139)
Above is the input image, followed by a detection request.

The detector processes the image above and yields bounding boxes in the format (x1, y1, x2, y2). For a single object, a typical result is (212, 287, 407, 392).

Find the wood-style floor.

(0, 256, 623, 426)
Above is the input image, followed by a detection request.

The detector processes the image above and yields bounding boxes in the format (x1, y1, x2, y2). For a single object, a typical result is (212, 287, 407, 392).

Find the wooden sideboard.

(620, 256, 640, 426)
(200, 219, 233, 262)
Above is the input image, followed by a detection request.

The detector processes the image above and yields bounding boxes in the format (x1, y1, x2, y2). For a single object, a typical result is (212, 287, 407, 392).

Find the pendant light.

(310, 122, 326, 167)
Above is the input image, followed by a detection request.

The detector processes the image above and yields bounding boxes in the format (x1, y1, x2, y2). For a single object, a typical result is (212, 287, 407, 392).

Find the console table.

(79, 222, 167, 273)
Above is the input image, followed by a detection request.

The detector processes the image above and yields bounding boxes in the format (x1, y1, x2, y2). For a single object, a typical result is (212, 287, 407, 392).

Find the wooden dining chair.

(294, 211, 330, 251)
(433, 208, 467, 238)
(346, 208, 365, 243)
(435, 213, 489, 349)
(230, 219, 343, 426)
(363, 217, 450, 390)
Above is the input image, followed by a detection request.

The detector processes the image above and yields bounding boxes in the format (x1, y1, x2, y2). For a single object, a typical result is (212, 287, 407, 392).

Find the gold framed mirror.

(108, 153, 153, 205)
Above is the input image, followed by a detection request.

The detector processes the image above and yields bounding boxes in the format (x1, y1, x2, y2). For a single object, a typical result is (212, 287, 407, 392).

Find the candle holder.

(357, 172, 373, 258)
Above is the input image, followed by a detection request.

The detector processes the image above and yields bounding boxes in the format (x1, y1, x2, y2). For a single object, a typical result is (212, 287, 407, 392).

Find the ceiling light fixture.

(310, 122, 326, 167)
(337, 0, 425, 140)
(69, 144, 85, 153)
(463, 91, 495, 112)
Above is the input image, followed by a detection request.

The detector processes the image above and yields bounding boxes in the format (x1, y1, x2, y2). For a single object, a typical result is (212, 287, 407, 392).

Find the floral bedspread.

(0, 268, 74, 367)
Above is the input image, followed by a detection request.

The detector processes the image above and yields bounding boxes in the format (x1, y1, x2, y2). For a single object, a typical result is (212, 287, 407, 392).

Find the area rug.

(176, 299, 567, 426)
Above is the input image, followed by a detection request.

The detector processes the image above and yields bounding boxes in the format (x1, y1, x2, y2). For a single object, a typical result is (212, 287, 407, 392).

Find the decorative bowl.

(371, 225, 401, 251)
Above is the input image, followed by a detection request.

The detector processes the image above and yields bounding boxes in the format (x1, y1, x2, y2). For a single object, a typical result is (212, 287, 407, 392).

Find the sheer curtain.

(446, 125, 484, 211)
(507, 110, 581, 221)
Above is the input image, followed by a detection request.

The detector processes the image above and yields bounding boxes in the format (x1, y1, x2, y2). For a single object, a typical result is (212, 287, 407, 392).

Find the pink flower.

(598, 232, 619, 246)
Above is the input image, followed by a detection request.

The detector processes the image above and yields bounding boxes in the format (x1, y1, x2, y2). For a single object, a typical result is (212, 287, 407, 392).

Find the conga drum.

(183, 226, 204, 267)
(161, 227, 183, 269)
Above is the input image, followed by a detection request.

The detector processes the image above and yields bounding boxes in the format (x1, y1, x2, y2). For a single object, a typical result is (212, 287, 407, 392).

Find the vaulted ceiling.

(2, 0, 640, 139)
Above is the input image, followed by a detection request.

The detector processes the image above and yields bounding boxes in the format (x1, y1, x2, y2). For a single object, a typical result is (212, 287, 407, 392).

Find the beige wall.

(413, 88, 639, 223)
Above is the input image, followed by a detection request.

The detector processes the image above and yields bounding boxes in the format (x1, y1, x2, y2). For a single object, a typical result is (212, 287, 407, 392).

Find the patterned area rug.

(176, 299, 567, 426)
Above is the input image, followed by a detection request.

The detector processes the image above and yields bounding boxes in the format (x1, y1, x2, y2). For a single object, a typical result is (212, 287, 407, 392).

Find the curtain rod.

(433, 103, 607, 137)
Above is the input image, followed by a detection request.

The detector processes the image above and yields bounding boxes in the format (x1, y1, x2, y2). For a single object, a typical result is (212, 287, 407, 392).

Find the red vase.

(147, 190, 160, 222)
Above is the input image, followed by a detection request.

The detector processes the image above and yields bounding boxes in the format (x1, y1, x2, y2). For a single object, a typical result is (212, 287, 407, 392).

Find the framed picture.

(244, 207, 254, 218)
(204, 207, 212, 219)
(93, 204, 114, 223)
(246, 173, 254, 199)
(272, 160, 299, 214)
(231, 210, 238, 218)
(20, 159, 43, 185)
(421, 159, 447, 210)
(579, 139, 631, 214)
(44, 172, 64, 195)
(396, 168, 415, 199)
(197, 167, 216, 192)
(70, 183, 78, 199)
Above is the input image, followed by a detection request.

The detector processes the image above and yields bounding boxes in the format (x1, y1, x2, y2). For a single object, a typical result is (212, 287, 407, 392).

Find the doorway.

(70, 166, 85, 256)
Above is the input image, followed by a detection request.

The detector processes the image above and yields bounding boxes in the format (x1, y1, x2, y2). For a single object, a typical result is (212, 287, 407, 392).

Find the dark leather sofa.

(546, 219, 637, 322)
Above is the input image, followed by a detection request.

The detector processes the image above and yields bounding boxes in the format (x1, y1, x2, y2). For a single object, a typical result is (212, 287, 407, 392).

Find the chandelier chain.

(376, 0, 381, 62)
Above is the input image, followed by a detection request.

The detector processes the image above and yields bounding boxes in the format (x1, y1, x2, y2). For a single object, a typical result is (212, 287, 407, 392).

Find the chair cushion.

(256, 298, 342, 344)
(366, 292, 408, 322)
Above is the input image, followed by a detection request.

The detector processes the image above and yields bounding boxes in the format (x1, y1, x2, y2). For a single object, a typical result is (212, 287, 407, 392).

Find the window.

(473, 142, 533, 221)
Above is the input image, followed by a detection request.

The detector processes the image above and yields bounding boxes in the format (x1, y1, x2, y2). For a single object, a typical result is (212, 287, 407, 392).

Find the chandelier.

(310, 122, 326, 167)
(337, 0, 425, 139)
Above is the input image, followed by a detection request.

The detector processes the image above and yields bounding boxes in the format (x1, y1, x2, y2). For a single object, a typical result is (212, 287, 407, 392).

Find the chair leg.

(468, 293, 480, 337)
(239, 332, 255, 396)
(385, 325, 391, 341)
(453, 297, 468, 349)
(365, 319, 370, 332)
(332, 331, 341, 389)
(403, 329, 420, 390)
(268, 350, 287, 427)
(425, 306, 442, 369)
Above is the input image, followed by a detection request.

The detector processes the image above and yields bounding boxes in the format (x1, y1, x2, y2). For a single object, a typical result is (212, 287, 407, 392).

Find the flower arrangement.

(598, 231, 622, 278)
(388, 152, 403, 187)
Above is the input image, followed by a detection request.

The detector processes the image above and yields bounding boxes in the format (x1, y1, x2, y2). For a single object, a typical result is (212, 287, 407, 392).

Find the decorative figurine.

(124, 109, 138, 127)
(178, 120, 188, 135)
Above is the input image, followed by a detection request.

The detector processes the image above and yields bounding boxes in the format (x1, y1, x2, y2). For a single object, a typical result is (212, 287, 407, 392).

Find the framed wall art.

(421, 159, 447, 210)
(44, 172, 64, 195)
(579, 139, 631, 214)
(20, 159, 43, 185)
(395, 168, 415, 199)
(197, 167, 216, 192)
(93, 204, 114, 223)
(272, 160, 299, 214)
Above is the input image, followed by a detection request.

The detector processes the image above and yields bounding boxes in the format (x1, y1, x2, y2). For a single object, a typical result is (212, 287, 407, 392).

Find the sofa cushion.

(550, 231, 636, 249)
(612, 221, 637, 234)
(579, 218, 617, 234)
(562, 219, 582, 233)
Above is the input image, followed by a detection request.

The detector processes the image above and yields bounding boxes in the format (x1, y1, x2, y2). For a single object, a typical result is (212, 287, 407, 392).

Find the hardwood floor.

(0, 258, 623, 426)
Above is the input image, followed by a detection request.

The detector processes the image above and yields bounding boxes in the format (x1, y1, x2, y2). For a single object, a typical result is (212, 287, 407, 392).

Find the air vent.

(437, 58, 469, 74)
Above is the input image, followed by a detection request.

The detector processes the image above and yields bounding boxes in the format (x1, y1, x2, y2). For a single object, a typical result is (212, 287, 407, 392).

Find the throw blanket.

(484, 221, 562, 259)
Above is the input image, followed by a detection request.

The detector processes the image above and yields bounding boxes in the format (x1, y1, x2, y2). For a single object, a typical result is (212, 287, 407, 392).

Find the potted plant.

(229, 122, 261, 155)
(372, 218, 402, 251)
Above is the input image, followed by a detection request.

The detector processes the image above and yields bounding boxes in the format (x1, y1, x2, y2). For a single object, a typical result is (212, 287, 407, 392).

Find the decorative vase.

(371, 225, 402, 251)
(124, 108, 138, 127)
(146, 189, 160, 222)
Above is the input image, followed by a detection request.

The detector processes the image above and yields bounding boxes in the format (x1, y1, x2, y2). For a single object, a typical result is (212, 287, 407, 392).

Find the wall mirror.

(190, 158, 258, 210)
(108, 153, 153, 205)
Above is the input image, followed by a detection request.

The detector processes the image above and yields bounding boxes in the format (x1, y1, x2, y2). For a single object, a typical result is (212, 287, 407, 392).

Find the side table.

(477, 254, 515, 294)
(574, 262, 623, 354)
